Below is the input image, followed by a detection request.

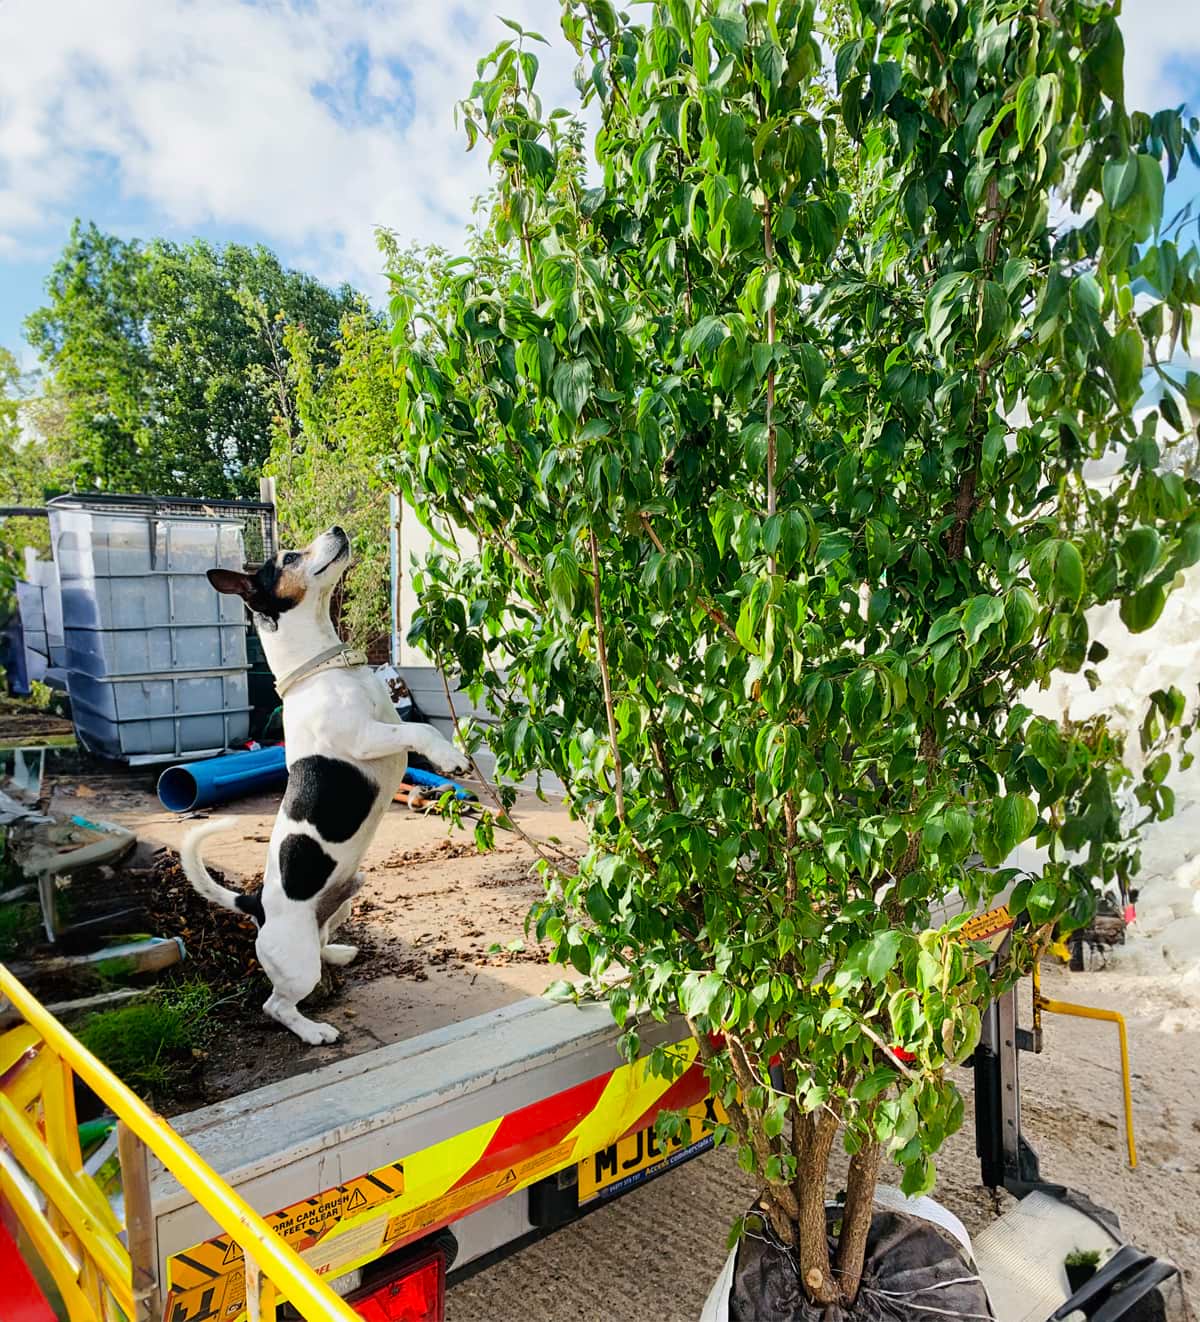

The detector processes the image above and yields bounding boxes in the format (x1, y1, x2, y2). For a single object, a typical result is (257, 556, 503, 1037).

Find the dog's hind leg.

(320, 898, 357, 966)
(318, 872, 363, 967)
(257, 917, 339, 1045)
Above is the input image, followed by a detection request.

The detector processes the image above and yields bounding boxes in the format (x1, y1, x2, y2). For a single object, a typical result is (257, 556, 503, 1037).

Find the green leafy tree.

(0, 348, 53, 618)
(261, 300, 398, 650)
(25, 222, 359, 499)
(393, 0, 1199, 1305)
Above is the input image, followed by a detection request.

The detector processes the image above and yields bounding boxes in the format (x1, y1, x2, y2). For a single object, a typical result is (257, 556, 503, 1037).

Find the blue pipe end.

(158, 766, 199, 813)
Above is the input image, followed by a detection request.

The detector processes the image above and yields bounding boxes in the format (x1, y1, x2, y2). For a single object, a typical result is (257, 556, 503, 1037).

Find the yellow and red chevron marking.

(163, 1038, 708, 1322)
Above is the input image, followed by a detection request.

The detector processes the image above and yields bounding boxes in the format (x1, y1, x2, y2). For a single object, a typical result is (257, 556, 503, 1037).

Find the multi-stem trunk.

(789, 1108, 880, 1308)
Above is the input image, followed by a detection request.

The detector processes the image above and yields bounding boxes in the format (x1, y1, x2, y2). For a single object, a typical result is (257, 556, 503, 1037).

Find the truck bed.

(147, 997, 698, 1318)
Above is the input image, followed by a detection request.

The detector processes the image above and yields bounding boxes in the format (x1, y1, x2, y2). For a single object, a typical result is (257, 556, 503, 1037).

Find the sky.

(1, 0, 1198, 367)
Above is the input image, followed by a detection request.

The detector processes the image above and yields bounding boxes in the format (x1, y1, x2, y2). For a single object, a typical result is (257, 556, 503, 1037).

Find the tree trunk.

(793, 1111, 840, 1306)
(834, 1140, 882, 1304)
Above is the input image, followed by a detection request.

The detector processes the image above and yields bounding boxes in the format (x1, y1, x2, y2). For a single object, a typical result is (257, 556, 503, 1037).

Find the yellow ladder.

(0, 964, 360, 1322)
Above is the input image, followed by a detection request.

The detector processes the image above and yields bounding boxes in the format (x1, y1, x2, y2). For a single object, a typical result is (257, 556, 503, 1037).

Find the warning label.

(167, 1158, 404, 1294)
(384, 1138, 576, 1245)
(961, 904, 1013, 944)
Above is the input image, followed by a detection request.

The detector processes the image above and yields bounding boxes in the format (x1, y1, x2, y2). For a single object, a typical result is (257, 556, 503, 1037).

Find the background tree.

(394, 0, 1200, 1308)
(0, 347, 52, 619)
(24, 222, 359, 499)
(261, 298, 398, 649)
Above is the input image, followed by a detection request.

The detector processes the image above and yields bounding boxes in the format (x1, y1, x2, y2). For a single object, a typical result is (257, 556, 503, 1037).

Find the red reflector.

(351, 1251, 444, 1322)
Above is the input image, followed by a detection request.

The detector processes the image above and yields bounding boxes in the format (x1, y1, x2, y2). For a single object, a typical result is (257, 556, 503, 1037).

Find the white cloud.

(1119, 2, 1200, 114)
(0, 0, 583, 299)
(0, 0, 1195, 309)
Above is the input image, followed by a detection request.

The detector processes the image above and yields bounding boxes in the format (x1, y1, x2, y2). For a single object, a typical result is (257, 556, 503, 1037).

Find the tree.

(261, 298, 398, 650)
(24, 222, 359, 499)
(0, 348, 52, 617)
(393, 0, 1200, 1307)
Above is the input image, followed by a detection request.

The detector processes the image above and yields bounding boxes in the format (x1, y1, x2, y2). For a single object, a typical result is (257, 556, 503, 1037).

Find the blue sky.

(1, 2, 1198, 366)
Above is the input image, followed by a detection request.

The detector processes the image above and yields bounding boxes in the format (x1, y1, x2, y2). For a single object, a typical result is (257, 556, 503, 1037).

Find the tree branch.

(764, 198, 777, 574)
(835, 1139, 882, 1304)
(588, 526, 626, 825)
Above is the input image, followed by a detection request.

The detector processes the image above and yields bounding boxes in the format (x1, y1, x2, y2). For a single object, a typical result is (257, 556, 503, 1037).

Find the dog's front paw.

(434, 745, 471, 778)
(296, 1020, 340, 1046)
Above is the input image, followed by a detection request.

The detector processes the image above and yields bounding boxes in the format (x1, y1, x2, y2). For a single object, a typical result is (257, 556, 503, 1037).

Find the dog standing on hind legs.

(180, 525, 468, 1045)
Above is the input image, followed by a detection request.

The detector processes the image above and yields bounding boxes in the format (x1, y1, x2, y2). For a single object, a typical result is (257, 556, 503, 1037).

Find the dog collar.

(275, 645, 368, 698)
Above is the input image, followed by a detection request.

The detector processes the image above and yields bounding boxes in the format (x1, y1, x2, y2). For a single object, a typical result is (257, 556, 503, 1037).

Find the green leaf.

(710, 13, 746, 53)
(579, 417, 611, 441)
(1107, 326, 1144, 406)
(992, 794, 1038, 860)
(681, 971, 723, 1018)
(1089, 21, 1124, 102)
(796, 343, 825, 402)
(1121, 527, 1161, 583)
(545, 547, 580, 615)
(1102, 154, 1140, 212)
(925, 272, 971, 353)
(1053, 541, 1084, 604)
(586, 880, 613, 923)
(1136, 154, 1165, 237)
(844, 667, 878, 736)
(1026, 878, 1058, 924)
(682, 315, 727, 357)
(853, 1067, 896, 1103)
(1015, 74, 1054, 149)
(755, 40, 784, 89)
(1120, 582, 1167, 633)
(963, 595, 1005, 645)
(552, 357, 593, 420)
(901, 1155, 936, 1198)
(866, 929, 903, 983)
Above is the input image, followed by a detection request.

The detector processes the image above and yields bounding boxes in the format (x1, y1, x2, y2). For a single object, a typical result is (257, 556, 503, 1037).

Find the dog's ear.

(207, 568, 256, 598)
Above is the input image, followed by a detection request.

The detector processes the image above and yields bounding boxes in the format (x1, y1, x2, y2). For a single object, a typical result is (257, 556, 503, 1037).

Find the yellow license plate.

(578, 1097, 725, 1203)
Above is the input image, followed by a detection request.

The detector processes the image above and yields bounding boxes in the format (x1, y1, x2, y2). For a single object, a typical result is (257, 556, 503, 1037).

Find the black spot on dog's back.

(279, 833, 337, 901)
(235, 887, 266, 927)
(283, 755, 378, 843)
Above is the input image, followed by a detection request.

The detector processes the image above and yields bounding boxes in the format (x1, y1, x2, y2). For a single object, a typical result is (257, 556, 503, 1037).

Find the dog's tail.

(180, 816, 244, 913)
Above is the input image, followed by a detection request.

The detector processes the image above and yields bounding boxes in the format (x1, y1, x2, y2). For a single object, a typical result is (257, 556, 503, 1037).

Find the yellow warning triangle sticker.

(346, 1188, 368, 1212)
(222, 1240, 243, 1266)
(499, 1168, 518, 1187)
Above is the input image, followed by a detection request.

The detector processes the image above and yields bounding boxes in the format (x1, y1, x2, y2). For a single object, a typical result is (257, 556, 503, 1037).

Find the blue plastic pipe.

(157, 745, 288, 813)
(404, 765, 476, 801)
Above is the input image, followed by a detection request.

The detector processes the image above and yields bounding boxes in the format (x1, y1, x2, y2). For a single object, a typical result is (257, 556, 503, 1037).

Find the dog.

(180, 525, 469, 1045)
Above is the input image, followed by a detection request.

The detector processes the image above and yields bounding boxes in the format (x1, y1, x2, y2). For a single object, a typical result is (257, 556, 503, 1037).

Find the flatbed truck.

(0, 909, 1186, 1322)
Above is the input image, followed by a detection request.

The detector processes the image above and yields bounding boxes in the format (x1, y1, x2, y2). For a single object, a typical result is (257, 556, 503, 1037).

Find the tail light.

(349, 1247, 445, 1322)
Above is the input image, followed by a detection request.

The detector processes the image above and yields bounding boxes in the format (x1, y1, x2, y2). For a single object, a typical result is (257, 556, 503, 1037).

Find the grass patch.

(77, 982, 215, 1101)
(0, 900, 41, 960)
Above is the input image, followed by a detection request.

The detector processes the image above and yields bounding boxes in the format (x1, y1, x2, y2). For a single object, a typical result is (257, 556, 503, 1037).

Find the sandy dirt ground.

(48, 773, 585, 1101)
(43, 774, 1200, 1317)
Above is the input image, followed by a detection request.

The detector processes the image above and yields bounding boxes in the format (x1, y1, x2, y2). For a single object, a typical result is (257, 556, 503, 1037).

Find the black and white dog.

(181, 526, 468, 1045)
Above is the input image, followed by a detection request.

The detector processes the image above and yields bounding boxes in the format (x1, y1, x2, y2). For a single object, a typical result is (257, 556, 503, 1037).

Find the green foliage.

(392, 0, 1200, 1300)
(24, 222, 359, 499)
(261, 298, 398, 649)
(77, 983, 214, 1101)
(0, 902, 40, 960)
(0, 346, 49, 617)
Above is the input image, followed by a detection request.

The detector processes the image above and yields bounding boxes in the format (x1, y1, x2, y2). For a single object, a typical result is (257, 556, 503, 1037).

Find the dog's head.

(207, 526, 350, 629)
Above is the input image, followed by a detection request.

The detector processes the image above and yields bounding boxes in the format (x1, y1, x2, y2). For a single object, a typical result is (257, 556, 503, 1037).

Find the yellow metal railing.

(0, 964, 360, 1322)
(1032, 962, 1138, 1169)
